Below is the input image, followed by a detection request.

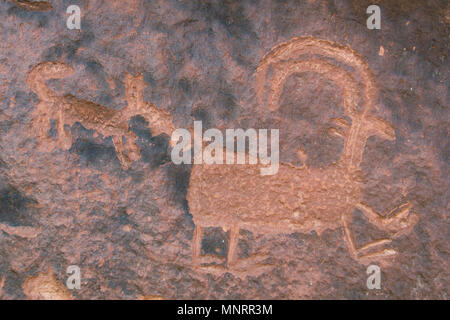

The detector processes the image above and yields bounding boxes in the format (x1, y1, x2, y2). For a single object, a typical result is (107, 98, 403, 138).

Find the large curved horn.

(255, 36, 377, 117)
(265, 58, 361, 117)
(255, 37, 394, 169)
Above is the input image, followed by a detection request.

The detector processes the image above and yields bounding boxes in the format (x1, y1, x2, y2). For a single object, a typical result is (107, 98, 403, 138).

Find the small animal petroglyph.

(187, 37, 419, 276)
(26, 61, 175, 169)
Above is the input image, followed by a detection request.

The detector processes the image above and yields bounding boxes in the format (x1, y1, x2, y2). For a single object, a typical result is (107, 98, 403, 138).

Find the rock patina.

(0, 0, 448, 299)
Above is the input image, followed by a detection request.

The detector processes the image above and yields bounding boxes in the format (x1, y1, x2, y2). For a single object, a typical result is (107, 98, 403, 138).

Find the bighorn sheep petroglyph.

(26, 61, 175, 169)
(187, 37, 419, 275)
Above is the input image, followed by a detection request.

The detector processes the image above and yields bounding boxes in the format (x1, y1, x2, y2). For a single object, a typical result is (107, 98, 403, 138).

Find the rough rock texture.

(0, 0, 448, 299)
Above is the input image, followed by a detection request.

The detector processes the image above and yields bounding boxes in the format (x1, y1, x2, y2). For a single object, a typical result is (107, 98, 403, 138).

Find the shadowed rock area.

(0, 0, 448, 299)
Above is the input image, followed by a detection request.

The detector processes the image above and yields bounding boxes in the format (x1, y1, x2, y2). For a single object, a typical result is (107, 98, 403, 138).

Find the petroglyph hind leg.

(227, 226, 240, 268)
(192, 225, 226, 269)
(191, 224, 272, 277)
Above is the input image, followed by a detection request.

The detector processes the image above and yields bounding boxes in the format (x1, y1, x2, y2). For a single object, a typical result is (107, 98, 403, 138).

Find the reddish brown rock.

(0, 0, 448, 299)
(22, 268, 73, 300)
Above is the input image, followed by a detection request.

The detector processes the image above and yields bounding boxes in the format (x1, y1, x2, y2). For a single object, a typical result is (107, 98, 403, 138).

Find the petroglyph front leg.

(343, 202, 418, 262)
(112, 135, 131, 169)
(123, 73, 175, 144)
(57, 109, 72, 150)
(342, 212, 397, 262)
(29, 114, 53, 151)
(296, 147, 308, 168)
(356, 202, 419, 237)
(192, 224, 203, 267)
(328, 118, 350, 139)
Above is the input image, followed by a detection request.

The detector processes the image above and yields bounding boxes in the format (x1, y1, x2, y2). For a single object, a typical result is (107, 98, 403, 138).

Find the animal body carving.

(187, 37, 419, 275)
(26, 61, 175, 169)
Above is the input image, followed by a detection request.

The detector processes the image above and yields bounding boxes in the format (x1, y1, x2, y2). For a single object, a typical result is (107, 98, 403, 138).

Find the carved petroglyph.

(0, 223, 39, 238)
(26, 61, 175, 169)
(138, 295, 165, 300)
(187, 37, 419, 276)
(0, 276, 5, 298)
(7, 0, 53, 11)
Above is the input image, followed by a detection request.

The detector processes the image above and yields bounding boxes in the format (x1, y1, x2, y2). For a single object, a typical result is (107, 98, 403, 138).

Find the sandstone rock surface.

(0, 0, 448, 299)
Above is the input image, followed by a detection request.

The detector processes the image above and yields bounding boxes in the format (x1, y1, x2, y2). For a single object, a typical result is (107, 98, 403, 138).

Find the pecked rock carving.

(0, 223, 39, 239)
(26, 61, 175, 169)
(0, 276, 4, 298)
(7, 0, 53, 11)
(187, 37, 419, 276)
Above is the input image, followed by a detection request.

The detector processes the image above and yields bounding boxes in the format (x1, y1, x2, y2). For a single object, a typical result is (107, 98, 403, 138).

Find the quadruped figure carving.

(26, 61, 175, 169)
(187, 37, 419, 275)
